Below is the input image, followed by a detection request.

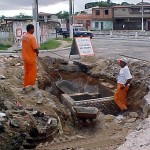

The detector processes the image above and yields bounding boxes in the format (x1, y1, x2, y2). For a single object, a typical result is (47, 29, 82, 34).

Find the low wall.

(93, 30, 150, 39)
(62, 94, 120, 115)
(0, 32, 14, 45)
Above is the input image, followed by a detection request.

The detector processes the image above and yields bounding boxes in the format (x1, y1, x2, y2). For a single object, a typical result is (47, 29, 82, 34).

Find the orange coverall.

(114, 83, 129, 110)
(22, 33, 38, 87)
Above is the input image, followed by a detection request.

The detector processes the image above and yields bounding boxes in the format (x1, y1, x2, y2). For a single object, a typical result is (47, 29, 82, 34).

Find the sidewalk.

(0, 39, 71, 54)
(93, 35, 150, 41)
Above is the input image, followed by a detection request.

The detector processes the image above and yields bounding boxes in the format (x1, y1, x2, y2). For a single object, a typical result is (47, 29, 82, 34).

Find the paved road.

(92, 38, 150, 61)
(40, 38, 150, 61)
(1, 38, 150, 61)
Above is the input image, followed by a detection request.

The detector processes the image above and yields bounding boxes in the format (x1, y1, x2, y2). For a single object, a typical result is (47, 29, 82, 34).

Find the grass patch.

(62, 38, 72, 42)
(65, 44, 72, 48)
(0, 44, 11, 50)
(39, 39, 61, 50)
(55, 37, 72, 43)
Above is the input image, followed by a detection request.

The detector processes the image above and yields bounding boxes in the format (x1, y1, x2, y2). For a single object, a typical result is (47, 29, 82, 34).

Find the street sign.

(69, 37, 95, 59)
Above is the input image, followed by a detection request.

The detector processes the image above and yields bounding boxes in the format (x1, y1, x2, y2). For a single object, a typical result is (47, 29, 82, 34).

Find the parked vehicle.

(55, 26, 93, 38)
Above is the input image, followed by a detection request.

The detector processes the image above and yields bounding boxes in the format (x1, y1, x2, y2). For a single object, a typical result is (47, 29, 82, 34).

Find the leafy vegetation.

(85, 1, 134, 9)
(56, 11, 69, 23)
(39, 40, 61, 50)
(61, 38, 72, 42)
(55, 37, 72, 43)
(15, 13, 32, 19)
(0, 44, 11, 50)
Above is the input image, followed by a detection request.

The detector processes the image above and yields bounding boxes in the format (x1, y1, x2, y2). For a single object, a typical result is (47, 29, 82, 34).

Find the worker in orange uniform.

(22, 24, 39, 90)
(114, 58, 132, 116)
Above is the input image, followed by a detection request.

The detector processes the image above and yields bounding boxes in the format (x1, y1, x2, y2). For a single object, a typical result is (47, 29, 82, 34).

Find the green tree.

(56, 11, 69, 22)
(107, 0, 111, 4)
(85, 1, 117, 9)
(75, 12, 80, 15)
(15, 13, 32, 19)
(0, 15, 5, 22)
(121, 2, 130, 5)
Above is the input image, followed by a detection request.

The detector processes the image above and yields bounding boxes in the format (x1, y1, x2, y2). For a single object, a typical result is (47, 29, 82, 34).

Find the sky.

(0, 0, 149, 17)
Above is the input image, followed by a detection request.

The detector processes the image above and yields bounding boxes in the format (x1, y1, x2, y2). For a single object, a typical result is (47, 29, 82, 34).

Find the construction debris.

(0, 55, 149, 150)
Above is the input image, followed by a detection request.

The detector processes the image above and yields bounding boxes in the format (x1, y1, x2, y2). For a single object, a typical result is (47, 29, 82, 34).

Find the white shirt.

(117, 65, 132, 84)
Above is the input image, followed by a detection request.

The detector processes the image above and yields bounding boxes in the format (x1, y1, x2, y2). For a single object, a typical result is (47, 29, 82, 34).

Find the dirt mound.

(86, 58, 150, 113)
(0, 56, 69, 150)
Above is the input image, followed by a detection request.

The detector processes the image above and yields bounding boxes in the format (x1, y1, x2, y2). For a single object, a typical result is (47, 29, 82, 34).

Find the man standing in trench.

(22, 24, 39, 90)
(114, 58, 132, 115)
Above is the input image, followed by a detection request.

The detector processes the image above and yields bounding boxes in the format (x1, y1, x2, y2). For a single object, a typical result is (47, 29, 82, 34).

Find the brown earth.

(0, 55, 149, 150)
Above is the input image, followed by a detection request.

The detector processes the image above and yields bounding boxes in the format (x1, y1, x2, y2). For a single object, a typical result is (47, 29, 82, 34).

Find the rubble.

(0, 55, 150, 150)
(0, 56, 69, 150)
(0, 75, 5, 80)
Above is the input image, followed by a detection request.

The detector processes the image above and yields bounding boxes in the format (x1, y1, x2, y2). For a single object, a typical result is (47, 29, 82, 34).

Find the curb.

(93, 36, 150, 42)
(39, 47, 71, 53)
(0, 47, 71, 54)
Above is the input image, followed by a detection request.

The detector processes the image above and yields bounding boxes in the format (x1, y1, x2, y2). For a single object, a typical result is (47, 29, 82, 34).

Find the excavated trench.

(39, 69, 120, 115)
(38, 56, 149, 117)
(0, 56, 150, 150)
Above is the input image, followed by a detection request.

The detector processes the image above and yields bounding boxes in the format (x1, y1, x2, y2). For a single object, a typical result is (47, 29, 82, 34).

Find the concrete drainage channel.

(46, 67, 120, 124)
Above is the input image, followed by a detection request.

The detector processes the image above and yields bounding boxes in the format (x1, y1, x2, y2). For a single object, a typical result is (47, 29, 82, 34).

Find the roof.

(92, 7, 113, 10)
(4, 18, 33, 21)
(113, 5, 132, 8)
(113, 4, 150, 8)
(38, 12, 54, 16)
(74, 14, 92, 20)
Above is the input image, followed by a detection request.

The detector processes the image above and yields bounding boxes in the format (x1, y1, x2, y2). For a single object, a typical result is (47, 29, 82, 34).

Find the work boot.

(21, 85, 35, 94)
(21, 87, 27, 94)
(120, 109, 129, 116)
(25, 85, 35, 92)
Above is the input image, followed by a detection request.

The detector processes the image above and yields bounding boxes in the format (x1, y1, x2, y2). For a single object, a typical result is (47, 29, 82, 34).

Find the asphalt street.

(92, 38, 150, 61)
(1, 38, 150, 62)
(40, 38, 150, 62)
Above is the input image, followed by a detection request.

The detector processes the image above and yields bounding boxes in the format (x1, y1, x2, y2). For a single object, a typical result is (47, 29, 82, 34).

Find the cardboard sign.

(70, 37, 95, 58)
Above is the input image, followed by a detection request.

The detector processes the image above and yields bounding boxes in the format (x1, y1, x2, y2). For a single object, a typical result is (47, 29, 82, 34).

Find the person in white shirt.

(114, 58, 132, 115)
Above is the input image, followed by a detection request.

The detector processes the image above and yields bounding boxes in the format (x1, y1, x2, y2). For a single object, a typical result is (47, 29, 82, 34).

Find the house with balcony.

(74, 14, 92, 30)
(113, 5, 150, 30)
(38, 12, 60, 29)
(92, 7, 113, 30)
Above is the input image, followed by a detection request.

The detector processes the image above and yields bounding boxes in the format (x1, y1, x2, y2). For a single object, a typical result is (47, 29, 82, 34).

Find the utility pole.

(72, 0, 75, 24)
(142, 0, 144, 31)
(32, 0, 40, 44)
(69, 0, 73, 38)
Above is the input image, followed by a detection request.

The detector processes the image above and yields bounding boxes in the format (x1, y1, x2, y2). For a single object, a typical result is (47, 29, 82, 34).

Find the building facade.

(113, 5, 150, 30)
(92, 7, 113, 30)
(0, 13, 61, 45)
(74, 14, 92, 30)
(74, 4, 150, 31)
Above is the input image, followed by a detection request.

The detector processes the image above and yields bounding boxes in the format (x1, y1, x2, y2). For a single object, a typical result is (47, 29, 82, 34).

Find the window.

(95, 10, 100, 15)
(86, 20, 91, 26)
(131, 8, 140, 14)
(39, 16, 44, 19)
(95, 22, 99, 28)
(122, 8, 126, 11)
(77, 20, 84, 24)
(105, 10, 109, 15)
(144, 8, 150, 13)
